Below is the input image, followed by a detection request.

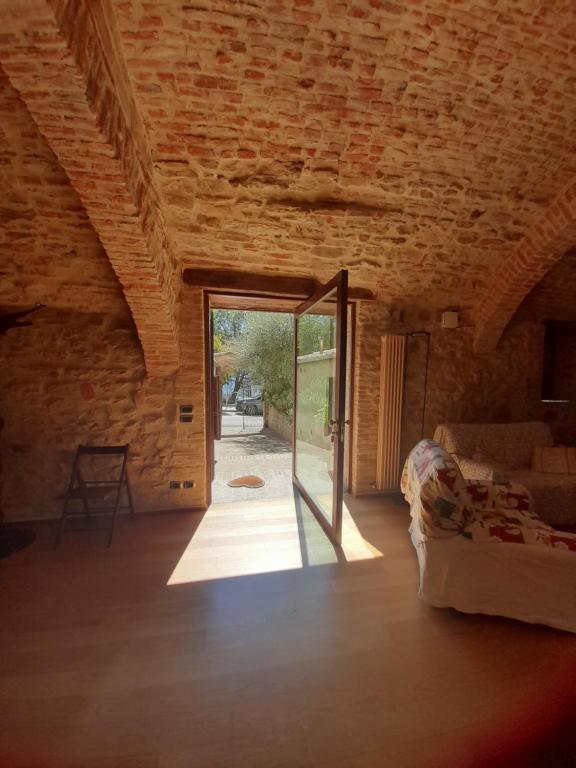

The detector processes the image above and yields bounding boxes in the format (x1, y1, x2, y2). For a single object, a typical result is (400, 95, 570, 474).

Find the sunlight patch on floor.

(167, 495, 382, 585)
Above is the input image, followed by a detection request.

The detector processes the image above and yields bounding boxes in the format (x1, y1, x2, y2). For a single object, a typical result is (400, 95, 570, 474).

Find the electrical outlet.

(169, 480, 181, 490)
(179, 405, 193, 423)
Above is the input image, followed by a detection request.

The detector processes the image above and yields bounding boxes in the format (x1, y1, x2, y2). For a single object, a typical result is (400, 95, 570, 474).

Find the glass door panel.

(293, 271, 348, 545)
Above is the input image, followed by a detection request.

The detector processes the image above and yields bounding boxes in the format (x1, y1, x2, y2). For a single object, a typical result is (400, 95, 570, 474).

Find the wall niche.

(541, 321, 576, 403)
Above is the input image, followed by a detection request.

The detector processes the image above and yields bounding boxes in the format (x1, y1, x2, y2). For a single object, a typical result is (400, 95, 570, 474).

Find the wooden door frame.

(203, 292, 214, 510)
(344, 301, 356, 494)
(292, 270, 348, 546)
(203, 289, 303, 510)
(203, 285, 355, 512)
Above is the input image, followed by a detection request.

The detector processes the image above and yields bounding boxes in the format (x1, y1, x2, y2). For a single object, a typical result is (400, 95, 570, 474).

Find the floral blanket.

(401, 440, 576, 553)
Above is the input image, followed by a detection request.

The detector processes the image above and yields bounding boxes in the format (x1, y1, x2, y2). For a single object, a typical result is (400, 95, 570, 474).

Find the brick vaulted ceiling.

(113, 0, 576, 307)
(2, 0, 576, 364)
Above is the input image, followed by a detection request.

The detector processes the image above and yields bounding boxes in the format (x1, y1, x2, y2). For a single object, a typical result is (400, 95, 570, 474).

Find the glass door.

(292, 270, 348, 545)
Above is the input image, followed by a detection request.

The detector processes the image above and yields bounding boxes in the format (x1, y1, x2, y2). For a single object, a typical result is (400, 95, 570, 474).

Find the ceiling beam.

(183, 269, 374, 301)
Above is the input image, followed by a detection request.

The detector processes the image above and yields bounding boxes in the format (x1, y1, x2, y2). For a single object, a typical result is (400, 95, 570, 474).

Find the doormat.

(228, 475, 265, 489)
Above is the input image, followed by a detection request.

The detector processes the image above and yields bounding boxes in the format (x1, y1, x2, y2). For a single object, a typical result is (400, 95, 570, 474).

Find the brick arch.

(0, 0, 180, 376)
(474, 179, 576, 353)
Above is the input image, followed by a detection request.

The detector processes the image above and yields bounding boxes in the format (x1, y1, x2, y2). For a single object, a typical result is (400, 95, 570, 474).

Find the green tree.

(237, 313, 294, 416)
(212, 309, 249, 398)
(236, 312, 338, 418)
(212, 310, 248, 344)
(298, 313, 335, 356)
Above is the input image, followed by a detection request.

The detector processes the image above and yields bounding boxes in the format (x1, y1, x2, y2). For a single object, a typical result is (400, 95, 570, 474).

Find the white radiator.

(376, 334, 407, 490)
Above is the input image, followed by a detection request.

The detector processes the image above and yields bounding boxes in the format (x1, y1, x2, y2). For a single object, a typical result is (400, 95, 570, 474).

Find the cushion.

(532, 446, 576, 474)
(453, 455, 506, 483)
(471, 446, 497, 464)
(508, 469, 576, 527)
(434, 422, 553, 470)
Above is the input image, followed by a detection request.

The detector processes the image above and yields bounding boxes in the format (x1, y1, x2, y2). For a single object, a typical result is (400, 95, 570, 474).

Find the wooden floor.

(1, 495, 575, 768)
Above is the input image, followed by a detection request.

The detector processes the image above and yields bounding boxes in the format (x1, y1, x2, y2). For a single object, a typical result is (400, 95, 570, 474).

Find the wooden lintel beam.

(182, 269, 374, 301)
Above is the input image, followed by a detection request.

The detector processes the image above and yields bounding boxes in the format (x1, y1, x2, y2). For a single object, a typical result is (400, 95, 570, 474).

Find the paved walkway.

(212, 428, 293, 503)
(220, 407, 264, 436)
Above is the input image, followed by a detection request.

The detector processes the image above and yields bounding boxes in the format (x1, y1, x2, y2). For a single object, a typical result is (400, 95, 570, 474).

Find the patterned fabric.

(400, 440, 474, 539)
(402, 440, 576, 553)
(532, 446, 576, 474)
(433, 422, 553, 470)
(464, 479, 536, 518)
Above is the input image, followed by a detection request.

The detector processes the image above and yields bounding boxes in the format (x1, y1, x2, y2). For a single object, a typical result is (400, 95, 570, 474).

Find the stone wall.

(1, 310, 160, 520)
(350, 306, 576, 495)
(421, 322, 546, 438)
(0, 74, 208, 521)
(0, 294, 208, 521)
(265, 403, 293, 444)
(5, 287, 575, 519)
(421, 319, 576, 452)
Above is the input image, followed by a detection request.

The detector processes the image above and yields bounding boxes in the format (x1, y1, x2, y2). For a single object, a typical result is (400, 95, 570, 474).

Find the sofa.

(433, 422, 576, 526)
(401, 440, 576, 633)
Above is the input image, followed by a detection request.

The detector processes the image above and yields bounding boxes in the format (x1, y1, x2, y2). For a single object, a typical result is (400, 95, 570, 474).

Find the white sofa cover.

(402, 440, 576, 634)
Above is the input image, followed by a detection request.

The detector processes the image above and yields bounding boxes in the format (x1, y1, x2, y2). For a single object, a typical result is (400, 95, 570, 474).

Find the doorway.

(210, 307, 295, 505)
(204, 271, 352, 546)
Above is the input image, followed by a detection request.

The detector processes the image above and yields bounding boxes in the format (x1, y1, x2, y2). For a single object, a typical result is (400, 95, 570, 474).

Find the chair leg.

(56, 494, 71, 549)
(107, 480, 124, 548)
(81, 490, 91, 520)
(56, 455, 79, 548)
(125, 471, 135, 520)
(77, 469, 90, 520)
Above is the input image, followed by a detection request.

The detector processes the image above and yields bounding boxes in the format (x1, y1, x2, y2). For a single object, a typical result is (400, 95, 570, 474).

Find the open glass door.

(292, 270, 348, 545)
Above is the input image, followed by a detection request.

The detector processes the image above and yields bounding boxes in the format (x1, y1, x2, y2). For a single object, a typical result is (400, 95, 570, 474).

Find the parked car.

(235, 393, 264, 416)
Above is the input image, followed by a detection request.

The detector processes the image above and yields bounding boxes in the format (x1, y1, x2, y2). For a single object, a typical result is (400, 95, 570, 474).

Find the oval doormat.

(227, 475, 265, 489)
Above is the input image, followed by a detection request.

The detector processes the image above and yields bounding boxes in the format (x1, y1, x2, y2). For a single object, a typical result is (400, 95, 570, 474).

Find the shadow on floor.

(218, 429, 292, 455)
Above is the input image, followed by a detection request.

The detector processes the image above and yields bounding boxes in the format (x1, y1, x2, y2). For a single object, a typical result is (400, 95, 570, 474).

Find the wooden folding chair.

(56, 445, 134, 548)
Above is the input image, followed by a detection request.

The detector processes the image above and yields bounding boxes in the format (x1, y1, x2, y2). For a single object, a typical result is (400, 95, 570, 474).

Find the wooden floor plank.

(1, 495, 574, 767)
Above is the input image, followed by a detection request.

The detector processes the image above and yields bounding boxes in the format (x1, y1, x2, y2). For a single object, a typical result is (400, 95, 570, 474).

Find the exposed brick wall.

(517, 249, 576, 323)
(474, 179, 576, 353)
(0, 0, 180, 376)
(350, 300, 390, 494)
(0, 71, 127, 315)
(172, 286, 208, 509)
